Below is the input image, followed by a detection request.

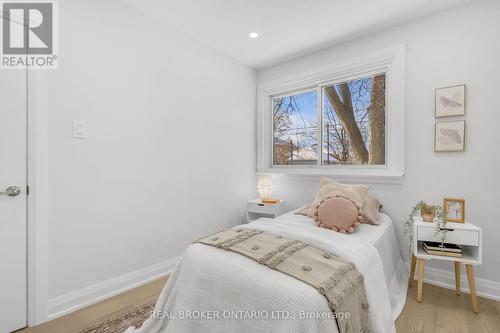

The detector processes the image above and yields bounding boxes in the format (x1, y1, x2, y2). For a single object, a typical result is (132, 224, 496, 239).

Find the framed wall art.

(435, 84, 465, 118)
(435, 120, 465, 152)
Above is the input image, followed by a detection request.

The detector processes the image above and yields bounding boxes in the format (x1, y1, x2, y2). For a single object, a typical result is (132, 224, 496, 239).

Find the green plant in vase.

(404, 201, 425, 248)
(404, 201, 448, 254)
(434, 205, 449, 247)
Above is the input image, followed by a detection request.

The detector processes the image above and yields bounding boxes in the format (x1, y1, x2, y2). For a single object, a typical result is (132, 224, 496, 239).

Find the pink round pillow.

(314, 196, 363, 233)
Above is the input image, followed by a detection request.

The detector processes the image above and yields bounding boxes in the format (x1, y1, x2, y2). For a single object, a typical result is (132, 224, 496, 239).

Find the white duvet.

(127, 212, 407, 333)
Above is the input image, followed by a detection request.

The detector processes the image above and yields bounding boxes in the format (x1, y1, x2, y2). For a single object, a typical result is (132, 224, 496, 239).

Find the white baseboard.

(406, 262, 500, 301)
(47, 257, 180, 320)
(45, 258, 499, 321)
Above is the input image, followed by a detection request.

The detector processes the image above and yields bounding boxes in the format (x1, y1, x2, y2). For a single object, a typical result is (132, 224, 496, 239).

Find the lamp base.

(261, 198, 280, 204)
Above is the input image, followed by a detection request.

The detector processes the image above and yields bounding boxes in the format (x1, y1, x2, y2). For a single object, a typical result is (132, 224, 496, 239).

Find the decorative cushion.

(313, 196, 363, 233)
(307, 177, 369, 218)
(295, 203, 312, 216)
(362, 195, 383, 225)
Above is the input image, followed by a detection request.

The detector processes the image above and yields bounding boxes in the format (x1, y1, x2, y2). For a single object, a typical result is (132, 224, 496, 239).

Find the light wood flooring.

(397, 282, 499, 333)
(15, 278, 500, 333)
(16, 277, 168, 333)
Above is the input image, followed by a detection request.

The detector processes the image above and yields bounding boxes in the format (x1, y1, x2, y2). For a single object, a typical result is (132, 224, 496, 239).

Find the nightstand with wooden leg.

(455, 261, 461, 295)
(409, 221, 482, 313)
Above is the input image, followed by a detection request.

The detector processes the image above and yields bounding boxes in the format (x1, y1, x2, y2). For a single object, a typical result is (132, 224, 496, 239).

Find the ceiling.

(122, 0, 470, 69)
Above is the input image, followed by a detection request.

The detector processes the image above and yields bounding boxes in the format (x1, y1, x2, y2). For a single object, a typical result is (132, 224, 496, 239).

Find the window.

(322, 74, 386, 165)
(272, 74, 386, 167)
(273, 90, 318, 166)
(258, 45, 405, 181)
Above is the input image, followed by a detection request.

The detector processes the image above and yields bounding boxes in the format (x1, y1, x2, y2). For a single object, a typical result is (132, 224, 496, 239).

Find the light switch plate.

(72, 120, 87, 139)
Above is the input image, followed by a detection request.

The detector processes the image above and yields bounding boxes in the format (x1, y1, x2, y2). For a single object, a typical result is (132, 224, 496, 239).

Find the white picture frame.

(435, 85, 465, 118)
(434, 120, 465, 152)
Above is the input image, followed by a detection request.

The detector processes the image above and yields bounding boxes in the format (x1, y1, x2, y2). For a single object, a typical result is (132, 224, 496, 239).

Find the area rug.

(81, 300, 155, 333)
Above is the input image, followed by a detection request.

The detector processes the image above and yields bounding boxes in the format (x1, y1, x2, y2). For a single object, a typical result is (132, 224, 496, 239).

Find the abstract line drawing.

(435, 120, 465, 152)
(435, 85, 465, 117)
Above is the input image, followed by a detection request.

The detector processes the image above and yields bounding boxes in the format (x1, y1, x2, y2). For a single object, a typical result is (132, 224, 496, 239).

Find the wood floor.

(16, 278, 499, 333)
(15, 277, 168, 333)
(397, 283, 500, 333)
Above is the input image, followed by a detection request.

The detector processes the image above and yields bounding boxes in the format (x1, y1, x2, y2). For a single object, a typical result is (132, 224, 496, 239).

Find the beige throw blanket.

(196, 228, 372, 333)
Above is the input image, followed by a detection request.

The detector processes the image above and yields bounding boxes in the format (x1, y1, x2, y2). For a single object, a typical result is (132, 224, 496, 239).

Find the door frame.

(27, 70, 49, 326)
(0, 9, 49, 327)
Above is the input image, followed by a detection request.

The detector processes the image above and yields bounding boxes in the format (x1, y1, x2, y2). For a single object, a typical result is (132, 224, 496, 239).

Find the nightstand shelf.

(414, 242, 478, 264)
(246, 199, 287, 222)
(410, 221, 482, 313)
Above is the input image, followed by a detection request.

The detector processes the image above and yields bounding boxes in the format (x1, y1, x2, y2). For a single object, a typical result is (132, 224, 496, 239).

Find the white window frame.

(257, 45, 405, 184)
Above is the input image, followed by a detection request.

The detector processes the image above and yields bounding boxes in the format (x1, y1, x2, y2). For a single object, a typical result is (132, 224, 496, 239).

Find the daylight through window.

(272, 73, 386, 167)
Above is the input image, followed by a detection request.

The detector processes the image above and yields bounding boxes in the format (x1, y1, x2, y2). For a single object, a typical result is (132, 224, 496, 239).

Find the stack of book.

(423, 241, 462, 258)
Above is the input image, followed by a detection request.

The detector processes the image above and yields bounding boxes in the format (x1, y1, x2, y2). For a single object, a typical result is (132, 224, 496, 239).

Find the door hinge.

(26, 185, 30, 195)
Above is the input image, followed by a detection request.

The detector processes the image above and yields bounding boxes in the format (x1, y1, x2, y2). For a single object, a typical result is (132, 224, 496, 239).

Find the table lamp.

(257, 175, 279, 204)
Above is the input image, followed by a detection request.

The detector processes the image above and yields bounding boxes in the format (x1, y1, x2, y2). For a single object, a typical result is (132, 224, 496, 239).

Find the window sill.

(257, 168, 404, 185)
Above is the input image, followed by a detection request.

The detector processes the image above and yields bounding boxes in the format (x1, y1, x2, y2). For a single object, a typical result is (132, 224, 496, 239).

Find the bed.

(127, 211, 408, 333)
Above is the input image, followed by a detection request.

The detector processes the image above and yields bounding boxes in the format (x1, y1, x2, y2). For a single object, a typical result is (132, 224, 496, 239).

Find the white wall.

(46, 0, 256, 299)
(258, 0, 500, 285)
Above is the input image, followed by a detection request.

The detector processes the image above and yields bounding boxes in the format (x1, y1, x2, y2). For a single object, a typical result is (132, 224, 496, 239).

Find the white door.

(0, 67, 28, 331)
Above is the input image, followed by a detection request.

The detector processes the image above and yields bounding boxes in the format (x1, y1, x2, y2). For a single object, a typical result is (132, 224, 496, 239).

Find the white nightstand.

(409, 220, 482, 313)
(246, 199, 287, 222)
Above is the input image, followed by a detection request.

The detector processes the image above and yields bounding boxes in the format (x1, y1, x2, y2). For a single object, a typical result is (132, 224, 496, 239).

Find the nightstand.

(246, 199, 287, 222)
(409, 221, 482, 313)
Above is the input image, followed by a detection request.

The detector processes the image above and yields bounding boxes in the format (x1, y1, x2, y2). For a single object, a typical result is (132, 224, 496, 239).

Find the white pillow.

(294, 203, 312, 216)
(362, 195, 383, 225)
(307, 177, 369, 218)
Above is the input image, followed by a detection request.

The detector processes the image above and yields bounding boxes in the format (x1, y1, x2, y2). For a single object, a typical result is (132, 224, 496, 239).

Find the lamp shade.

(257, 175, 273, 200)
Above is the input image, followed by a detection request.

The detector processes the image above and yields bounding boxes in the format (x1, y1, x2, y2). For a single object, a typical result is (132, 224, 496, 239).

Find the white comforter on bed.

(127, 212, 407, 333)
